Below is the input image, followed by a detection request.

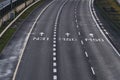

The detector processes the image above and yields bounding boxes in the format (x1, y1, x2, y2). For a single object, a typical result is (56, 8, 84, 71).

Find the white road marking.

(53, 75, 57, 80)
(106, 32, 109, 35)
(53, 37, 56, 40)
(53, 52, 56, 56)
(52, 1, 68, 80)
(91, 67, 95, 75)
(65, 33, 70, 37)
(53, 68, 57, 73)
(90, 0, 120, 56)
(75, 15, 77, 18)
(12, 0, 56, 80)
(54, 27, 57, 30)
(53, 48, 56, 51)
(78, 32, 81, 35)
(85, 51, 88, 57)
(54, 32, 56, 34)
(53, 41, 56, 44)
(39, 32, 44, 36)
(75, 19, 77, 23)
(53, 62, 57, 66)
(53, 57, 57, 61)
(54, 35, 56, 37)
(53, 44, 56, 47)
(89, 33, 94, 37)
(81, 40, 84, 45)
(77, 25, 79, 28)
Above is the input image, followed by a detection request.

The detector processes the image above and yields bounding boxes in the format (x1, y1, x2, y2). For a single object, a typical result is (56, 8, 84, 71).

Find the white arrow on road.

(39, 32, 44, 36)
(89, 33, 94, 37)
(65, 33, 70, 37)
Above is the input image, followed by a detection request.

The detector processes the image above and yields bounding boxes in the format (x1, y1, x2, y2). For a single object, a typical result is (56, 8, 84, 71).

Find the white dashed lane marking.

(53, 57, 57, 61)
(76, 25, 79, 28)
(53, 52, 56, 56)
(81, 40, 84, 45)
(53, 75, 57, 80)
(53, 62, 57, 66)
(85, 51, 88, 57)
(91, 67, 95, 75)
(78, 32, 81, 36)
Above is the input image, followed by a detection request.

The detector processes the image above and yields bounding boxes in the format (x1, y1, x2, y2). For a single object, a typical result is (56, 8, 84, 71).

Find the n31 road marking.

(33, 37, 49, 41)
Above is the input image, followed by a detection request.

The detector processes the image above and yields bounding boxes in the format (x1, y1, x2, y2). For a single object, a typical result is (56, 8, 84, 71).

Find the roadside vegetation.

(94, 0, 120, 31)
(0, 0, 44, 53)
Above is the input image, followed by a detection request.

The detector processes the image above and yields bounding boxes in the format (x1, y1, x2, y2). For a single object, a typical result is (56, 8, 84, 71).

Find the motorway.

(2, 0, 120, 80)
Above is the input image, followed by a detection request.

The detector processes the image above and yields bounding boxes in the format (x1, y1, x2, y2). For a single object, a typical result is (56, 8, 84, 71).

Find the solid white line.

(91, 67, 95, 75)
(89, 0, 120, 56)
(54, 0, 68, 26)
(12, 1, 56, 80)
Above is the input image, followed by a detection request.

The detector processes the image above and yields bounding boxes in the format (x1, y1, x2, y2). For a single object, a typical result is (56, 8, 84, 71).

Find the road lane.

(57, 0, 95, 80)
(77, 0, 120, 80)
(13, 0, 66, 80)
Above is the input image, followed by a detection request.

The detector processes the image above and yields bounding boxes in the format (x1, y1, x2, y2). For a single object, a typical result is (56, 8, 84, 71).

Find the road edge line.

(89, 0, 120, 56)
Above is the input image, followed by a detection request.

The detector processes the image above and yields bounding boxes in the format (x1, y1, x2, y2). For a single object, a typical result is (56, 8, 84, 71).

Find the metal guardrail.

(0, 0, 17, 10)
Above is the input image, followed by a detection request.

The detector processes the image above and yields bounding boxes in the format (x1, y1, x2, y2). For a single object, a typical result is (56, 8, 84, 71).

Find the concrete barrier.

(0, 0, 35, 28)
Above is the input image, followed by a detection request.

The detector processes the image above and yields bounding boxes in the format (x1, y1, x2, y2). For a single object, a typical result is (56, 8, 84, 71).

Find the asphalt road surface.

(6, 0, 120, 80)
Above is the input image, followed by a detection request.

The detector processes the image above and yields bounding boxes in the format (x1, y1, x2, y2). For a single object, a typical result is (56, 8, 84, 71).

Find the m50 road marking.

(33, 32, 49, 41)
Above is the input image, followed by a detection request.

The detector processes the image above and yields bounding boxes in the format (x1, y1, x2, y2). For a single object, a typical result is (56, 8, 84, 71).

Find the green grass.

(0, 0, 44, 53)
(0, 28, 16, 52)
(95, 0, 120, 31)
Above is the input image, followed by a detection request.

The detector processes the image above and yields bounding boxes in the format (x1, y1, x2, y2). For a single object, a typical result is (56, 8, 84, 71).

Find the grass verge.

(0, 0, 44, 53)
(94, 0, 120, 31)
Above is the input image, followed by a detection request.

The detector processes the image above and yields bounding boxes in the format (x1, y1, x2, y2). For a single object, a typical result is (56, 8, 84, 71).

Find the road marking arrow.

(89, 33, 94, 37)
(65, 33, 70, 37)
(39, 32, 44, 36)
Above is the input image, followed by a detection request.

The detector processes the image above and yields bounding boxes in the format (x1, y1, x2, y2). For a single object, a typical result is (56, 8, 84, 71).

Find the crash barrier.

(0, 0, 35, 27)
